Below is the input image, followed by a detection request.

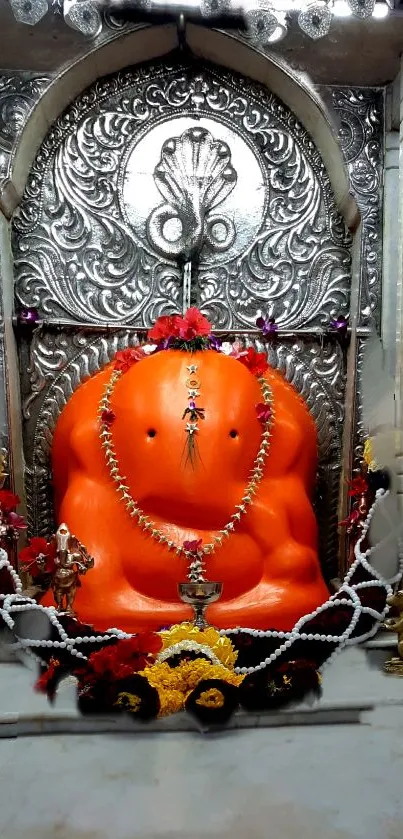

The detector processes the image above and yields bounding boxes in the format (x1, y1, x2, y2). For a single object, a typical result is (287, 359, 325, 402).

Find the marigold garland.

(158, 622, 238, 669)
(141, 658, 244, 693)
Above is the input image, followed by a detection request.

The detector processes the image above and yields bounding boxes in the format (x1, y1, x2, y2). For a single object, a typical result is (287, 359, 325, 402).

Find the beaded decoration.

(182, 363, 205, 468)
(98, 368, 274, 561)
(0, 490, 400, 672)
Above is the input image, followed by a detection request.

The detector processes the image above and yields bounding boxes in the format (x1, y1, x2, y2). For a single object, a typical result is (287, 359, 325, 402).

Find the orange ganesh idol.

(51, 309, 329, 632)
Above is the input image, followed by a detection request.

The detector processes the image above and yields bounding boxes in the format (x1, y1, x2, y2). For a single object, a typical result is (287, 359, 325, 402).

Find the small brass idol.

(52, 523, 94, 615)
(383, 590, 403, 676)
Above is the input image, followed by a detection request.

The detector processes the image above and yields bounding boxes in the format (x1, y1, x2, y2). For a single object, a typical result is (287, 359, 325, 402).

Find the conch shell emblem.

(147, 127, 237, 260)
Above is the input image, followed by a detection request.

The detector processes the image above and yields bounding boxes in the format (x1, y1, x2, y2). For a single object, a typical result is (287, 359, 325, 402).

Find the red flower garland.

(83, 634, 162, 682)
(148, 314, 182, 342)
(238, 348, 269, 378)
(114, 347, 147, 373)
(348, 476, 368, 497)
(179, 308, 211, 340)
(147, 309, 212, 343)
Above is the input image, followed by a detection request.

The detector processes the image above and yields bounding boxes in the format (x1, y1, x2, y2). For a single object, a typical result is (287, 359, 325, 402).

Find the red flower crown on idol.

(111, 308, 269, 384)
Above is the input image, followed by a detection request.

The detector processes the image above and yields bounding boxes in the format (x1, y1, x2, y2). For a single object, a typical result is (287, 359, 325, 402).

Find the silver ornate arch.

(12, 60, 351, 328)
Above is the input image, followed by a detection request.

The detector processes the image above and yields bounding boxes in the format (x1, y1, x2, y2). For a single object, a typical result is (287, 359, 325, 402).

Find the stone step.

(0, 645, 402, 737)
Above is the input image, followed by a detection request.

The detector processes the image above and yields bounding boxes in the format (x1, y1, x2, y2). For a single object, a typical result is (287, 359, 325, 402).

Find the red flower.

(114, 347, 146, 373)
(19, 536, 56, 577)
(348, 476, 368, 497)
(87, 648, 133, 681)
(339, 509, 360, 529)
(183, 538, 203, 554)
(255, 403, 272, 424)
(87, 633, 162, 680)
(0, 490, 20, 513)
(148, 315, 182, 342)
(35, 657, 61, 700)
(238, 347, 269, 378)
(178, 308, 212, 341)
(101, 409, 115, 425)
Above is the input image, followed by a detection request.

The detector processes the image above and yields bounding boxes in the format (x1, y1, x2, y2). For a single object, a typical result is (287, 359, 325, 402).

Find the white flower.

(142, 343, 157, 355)
(221, 342, 234, 355)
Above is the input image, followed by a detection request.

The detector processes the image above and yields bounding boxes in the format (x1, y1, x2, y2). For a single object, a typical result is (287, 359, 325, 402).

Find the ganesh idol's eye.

(229, 429, 238, 438)
(147, 428, 157, 438)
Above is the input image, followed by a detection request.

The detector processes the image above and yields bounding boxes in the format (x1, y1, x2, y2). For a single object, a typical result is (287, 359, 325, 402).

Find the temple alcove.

(9, 47, 355, 630)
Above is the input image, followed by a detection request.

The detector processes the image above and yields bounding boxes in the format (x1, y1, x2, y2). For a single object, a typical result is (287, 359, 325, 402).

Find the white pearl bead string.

(0, 554, 133, 662)
(220, 489, 403, 674)
(0, 489, 401, 676)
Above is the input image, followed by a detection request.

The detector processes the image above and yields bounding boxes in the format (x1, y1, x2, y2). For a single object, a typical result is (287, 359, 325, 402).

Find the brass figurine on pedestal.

(52, 523, 94, 615)
(383, 591, 403, 676)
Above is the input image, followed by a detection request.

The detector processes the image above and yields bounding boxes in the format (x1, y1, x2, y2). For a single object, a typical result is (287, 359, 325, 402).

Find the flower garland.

(98, 309, 274, 563)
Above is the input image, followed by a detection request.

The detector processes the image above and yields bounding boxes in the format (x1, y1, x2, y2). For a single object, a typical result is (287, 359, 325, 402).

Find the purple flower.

(7, 511, 26, 530)
(18, 308, 40, 326)
(256, 316, 278, 336)
(330, 316, 348, 334)
(208, 335, 222, 351)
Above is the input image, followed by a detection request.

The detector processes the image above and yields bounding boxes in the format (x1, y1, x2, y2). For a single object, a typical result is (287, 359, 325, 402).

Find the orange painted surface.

(49, 350, 329, 631)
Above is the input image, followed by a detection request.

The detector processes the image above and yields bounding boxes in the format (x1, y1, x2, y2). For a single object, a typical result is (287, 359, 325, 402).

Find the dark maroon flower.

(339, 509, 360, 528)
(185, 679, 239, 726)
(101, 409, 116, 425)
(255, 403, 272, 424)
(7, 511, 26, 530)
(183, 538, 203, 555)
(348, 476, 368, 497)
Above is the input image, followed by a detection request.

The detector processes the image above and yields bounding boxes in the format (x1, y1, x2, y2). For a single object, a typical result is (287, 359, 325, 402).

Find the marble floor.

(0, 644, 403, 839)
(1, 715, 403, 839)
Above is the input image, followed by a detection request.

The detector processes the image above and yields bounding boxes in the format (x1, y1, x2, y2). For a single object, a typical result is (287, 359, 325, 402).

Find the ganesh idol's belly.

(58, 476, 266, 603)
(120, 527, 265, 602)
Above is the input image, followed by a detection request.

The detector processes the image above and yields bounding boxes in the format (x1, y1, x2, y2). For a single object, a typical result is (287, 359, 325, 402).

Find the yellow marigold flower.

(196, 687, 225, 709)
(141, 658, 244, 698)
(158, 622, 238, 669)
(157, 689, 184, 718)
(363, 439, 378, 471)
